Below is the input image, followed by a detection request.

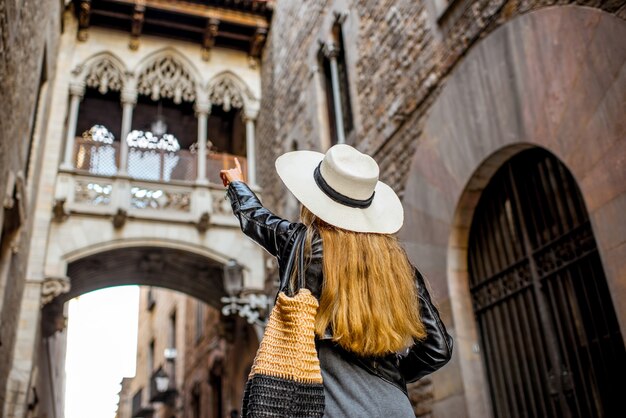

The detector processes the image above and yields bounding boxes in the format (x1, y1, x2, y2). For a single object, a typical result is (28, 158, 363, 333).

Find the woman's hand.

(220, 158, 244, 187)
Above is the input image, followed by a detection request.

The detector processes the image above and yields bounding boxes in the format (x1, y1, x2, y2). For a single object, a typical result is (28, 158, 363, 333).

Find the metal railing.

(127, 147, 197, 182)
(73, 137, 119, 176)
(73, 138, 246, 185)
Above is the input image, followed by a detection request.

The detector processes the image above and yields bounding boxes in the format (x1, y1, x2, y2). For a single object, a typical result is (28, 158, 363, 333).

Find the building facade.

(116, 287, 257, 418)
(0, 0, 63, 414)
(257, 1, 626, 417)
(2, 1, 273, 416)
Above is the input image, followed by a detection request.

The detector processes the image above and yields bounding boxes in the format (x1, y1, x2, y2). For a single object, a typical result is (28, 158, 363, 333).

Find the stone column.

(195, 100, 210, 185)
(61, 83, 86, 169)
(118, 89, 137, 176)
(323, 41, 345, 145)
(243, 109, 258, 187)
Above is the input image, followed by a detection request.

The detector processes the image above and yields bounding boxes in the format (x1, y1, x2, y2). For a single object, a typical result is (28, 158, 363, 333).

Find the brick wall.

(0, 0, 61, 410)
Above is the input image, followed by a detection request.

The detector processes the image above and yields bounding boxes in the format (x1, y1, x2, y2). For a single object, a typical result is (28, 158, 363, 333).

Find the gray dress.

(317, 341, 415, 418)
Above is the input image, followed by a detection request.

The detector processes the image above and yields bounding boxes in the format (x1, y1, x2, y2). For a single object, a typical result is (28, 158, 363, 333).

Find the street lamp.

(220, 259, 271, 326)
(223, 259, 244, 297)
(154, 368, 169, 393)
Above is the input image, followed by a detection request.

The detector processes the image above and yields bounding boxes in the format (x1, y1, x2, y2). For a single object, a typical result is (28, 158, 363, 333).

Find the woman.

(221, 144, 453, 417)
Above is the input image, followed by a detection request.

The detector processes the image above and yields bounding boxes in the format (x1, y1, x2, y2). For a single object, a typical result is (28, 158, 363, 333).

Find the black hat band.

(313, 162, 375, 209)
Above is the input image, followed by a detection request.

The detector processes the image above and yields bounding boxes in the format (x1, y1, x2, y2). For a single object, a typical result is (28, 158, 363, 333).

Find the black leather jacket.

(227, 181, 453, 394)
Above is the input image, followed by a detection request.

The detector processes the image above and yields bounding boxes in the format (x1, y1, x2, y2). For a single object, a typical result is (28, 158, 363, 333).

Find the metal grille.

(468, 149, 625, 418)
(127, 147, 196, 182)
(73, 137, 119, 176)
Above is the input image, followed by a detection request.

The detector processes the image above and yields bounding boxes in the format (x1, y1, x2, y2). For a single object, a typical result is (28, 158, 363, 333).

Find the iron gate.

(468, 149, 626, 418)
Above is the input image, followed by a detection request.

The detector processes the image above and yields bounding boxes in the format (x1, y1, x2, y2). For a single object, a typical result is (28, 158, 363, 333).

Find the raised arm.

(399, 268, 454, 382)
(226, 181, 299, 258)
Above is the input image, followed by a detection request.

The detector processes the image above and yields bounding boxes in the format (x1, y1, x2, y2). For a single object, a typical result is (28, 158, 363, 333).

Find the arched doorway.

(468, 148, 626, 417)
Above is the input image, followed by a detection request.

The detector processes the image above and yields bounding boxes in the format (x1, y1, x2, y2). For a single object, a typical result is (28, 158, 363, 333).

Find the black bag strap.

(296, 225, 307, 291)
(278, 225, 307, 296)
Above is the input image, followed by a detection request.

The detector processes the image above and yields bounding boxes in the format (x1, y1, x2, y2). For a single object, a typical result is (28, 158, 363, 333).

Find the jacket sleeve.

(399, 268, 454, 382)
(226, 181, 298, 258)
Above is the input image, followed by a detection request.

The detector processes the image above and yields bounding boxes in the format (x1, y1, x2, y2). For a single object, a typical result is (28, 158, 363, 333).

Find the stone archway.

(41, 243, 235, 351)
(63, 246, 226, 305)
(399, 6, 626, 418)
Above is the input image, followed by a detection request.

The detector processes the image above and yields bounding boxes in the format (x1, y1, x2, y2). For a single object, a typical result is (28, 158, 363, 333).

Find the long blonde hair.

(295, 206, 426, 357)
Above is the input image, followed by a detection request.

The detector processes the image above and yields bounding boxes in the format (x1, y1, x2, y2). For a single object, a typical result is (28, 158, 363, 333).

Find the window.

(168, 310, 176, 350)
(195, 301, 205, 344)
(75, 88, 122, 176)
(146, 287, 155, 310)
(209, 370, 223, 418)
(320, 22, 353, 146)
(147, 339, 155, 397)
(128, 97, 195, 182)
(191, 383, 201, 418)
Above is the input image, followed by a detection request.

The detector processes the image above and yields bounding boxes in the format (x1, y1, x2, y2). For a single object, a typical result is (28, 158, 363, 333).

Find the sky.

(65, 286, 140, 418)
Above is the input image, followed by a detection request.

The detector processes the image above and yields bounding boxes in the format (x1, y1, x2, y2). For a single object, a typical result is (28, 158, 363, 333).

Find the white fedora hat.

(275, 144, 403, 234)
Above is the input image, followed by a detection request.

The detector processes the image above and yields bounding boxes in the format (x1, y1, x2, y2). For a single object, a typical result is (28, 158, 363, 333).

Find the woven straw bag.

(242, 227, 325, 417)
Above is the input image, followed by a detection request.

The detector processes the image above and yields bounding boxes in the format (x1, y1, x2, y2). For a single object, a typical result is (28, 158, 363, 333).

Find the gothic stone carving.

(77, 0, 91, 42)
(130, 185, 191, 211)
(85, 58, 124, 94)
(202, 19, 220, 61)
(196, 212, 211, 233)
(212, 191, 231, 215)
(112, 208, 128, 229)
(129, 3, 145, 51)
(52, 198, 69, 222)
(207, 77, 244, 112)
(41, 276, 71, 306)
(249, 27, 267, 59)
(74, 181, 113, 206)
(137, 56, 196, 104)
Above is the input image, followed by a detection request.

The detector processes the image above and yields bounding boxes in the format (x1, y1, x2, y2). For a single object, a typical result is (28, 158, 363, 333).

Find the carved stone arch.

(72, 52, 128, 94)
(55, 239, 234, 307)
(58, 247, 225, 309)
(134, 48, 200, 104)
(206, 71, 256, 113)
(62, 238, 231, 266)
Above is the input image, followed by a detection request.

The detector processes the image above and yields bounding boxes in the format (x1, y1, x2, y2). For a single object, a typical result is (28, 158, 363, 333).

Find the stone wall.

(0, 0, 61, 411)
(258, 0, 626, 204)
(257, 0, 626, 416)
(371, 0, 626, 195)
(399, 7, 626, 416)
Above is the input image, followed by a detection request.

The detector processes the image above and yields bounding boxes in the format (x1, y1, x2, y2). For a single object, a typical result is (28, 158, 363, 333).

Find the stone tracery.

(84, 58, 124, 94)
(207, 76, 245, 112)
(136, 56, 196, 104)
